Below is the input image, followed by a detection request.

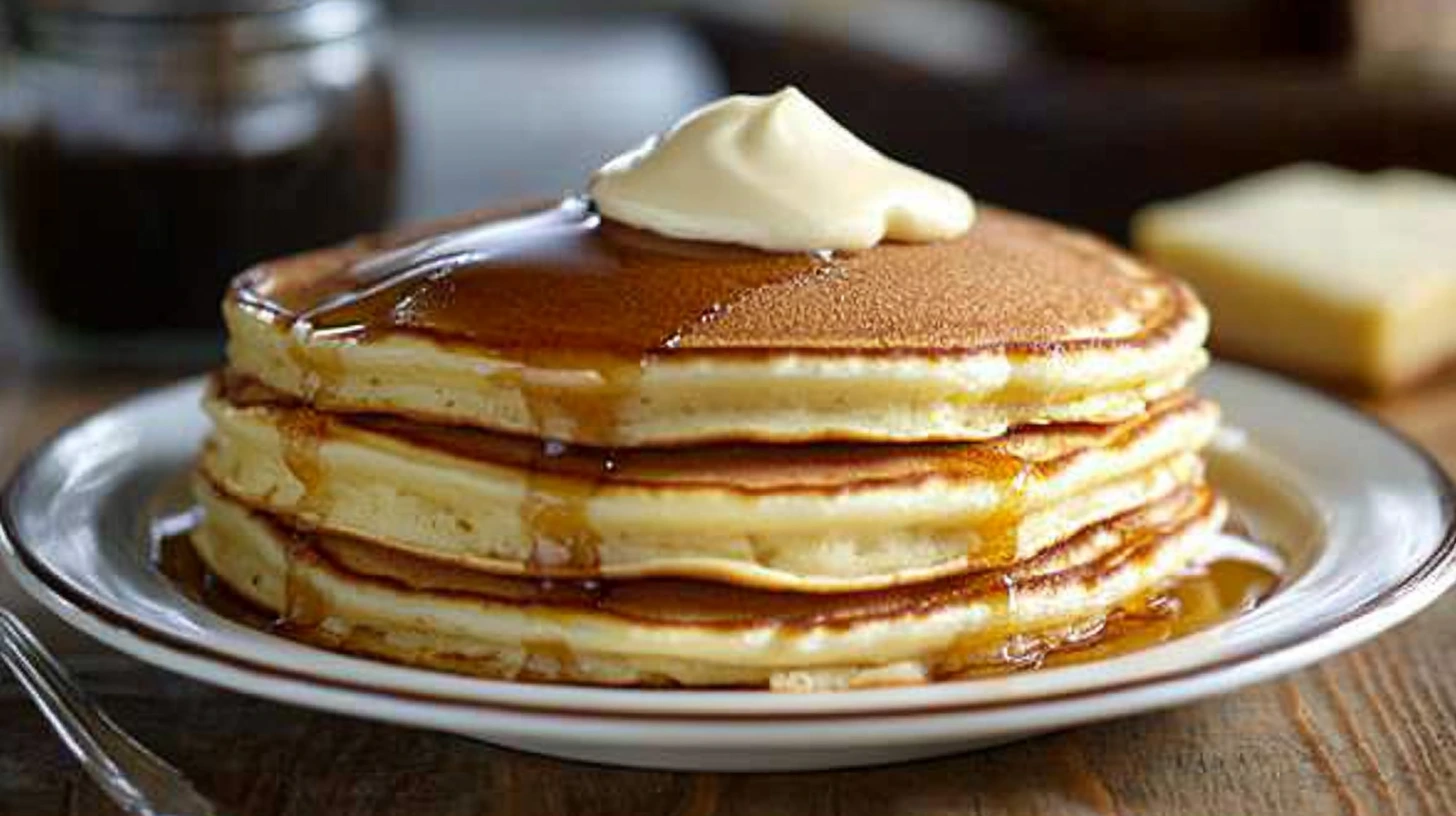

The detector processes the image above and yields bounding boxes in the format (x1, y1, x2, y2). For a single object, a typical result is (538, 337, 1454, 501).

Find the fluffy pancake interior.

(200, 375, 1218, 589)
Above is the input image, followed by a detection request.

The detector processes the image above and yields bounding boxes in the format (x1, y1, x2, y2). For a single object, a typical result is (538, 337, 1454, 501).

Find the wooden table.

(4, 367, 1456, 816)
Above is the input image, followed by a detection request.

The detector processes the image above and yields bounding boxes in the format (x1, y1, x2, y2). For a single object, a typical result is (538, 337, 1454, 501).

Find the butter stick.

(1133, 163, 1456, 392)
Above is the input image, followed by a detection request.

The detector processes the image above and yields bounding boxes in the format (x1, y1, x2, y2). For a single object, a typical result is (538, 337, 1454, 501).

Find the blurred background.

(0, 0, 1452, 370)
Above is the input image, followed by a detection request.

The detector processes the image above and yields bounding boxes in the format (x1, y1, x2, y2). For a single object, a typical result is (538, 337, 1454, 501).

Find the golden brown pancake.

(225, 200, 1208, 445)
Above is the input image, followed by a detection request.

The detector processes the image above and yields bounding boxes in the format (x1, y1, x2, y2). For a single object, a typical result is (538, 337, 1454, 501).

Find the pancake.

(186, 92, 1240, 691)
(191, 479, 1227, 689)
(226, 200, 1209, 446)
(200, 375, 1217, 590)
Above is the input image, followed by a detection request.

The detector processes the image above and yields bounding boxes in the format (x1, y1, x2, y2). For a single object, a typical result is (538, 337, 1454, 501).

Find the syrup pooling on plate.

(944, 541, 1281, 677)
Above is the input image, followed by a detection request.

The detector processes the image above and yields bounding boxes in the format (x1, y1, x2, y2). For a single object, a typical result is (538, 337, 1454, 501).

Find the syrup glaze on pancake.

(224, 198, 1208, 447)
(234, 198, 1185, 359)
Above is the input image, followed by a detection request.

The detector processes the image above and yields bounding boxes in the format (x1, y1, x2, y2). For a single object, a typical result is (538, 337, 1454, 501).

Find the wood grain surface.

(3, 366, 1456, 816)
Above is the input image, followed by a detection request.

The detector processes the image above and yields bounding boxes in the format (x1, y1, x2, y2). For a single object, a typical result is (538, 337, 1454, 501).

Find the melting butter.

(589, 87, 975, 252)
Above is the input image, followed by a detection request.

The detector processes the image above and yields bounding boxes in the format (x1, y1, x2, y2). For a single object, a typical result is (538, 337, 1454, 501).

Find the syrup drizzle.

(522, 440, 605, 573)
(277, 409, 330, 521)
(281, 537, 330, 630)
(275, 198, 828, 357)
(972, 459, 1038, 569)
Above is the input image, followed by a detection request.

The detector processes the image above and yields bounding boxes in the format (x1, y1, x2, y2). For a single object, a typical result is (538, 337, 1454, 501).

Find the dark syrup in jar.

(0, 2, 398, 334)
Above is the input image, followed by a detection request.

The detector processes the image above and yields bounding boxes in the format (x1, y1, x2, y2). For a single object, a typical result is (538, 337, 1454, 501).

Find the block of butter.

(1133, 163, 1456, 392)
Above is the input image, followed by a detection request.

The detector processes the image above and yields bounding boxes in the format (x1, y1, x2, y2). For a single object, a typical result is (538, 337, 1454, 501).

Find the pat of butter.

(1133, 163, 1456, 391)
(589, 87, 974, 252)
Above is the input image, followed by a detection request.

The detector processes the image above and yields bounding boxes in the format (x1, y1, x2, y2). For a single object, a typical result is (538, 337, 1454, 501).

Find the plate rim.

(4, 362, 1455, 723)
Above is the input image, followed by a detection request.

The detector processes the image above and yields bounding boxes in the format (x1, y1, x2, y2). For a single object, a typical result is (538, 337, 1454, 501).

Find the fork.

(0, 607, 219, 816)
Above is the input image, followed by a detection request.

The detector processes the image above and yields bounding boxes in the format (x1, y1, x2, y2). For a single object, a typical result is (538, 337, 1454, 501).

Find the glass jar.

(0, 0, 398, 337)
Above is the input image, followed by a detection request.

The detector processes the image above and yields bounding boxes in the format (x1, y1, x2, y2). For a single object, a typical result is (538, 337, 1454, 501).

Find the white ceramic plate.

(3, 363, 1453, 771)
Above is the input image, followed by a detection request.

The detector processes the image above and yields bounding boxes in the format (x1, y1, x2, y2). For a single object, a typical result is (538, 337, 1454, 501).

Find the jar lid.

(29, 0, 352, 18)
(19, 0, 381, 54)
(31, 0, 311, 13)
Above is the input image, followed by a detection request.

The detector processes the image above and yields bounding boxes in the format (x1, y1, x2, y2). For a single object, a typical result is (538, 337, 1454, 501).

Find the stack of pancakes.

(194, 199, 1222, 690)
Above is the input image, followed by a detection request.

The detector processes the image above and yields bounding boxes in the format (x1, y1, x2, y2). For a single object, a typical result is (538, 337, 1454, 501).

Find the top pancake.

(226, 199, 1208, 445)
